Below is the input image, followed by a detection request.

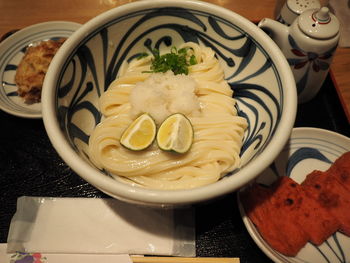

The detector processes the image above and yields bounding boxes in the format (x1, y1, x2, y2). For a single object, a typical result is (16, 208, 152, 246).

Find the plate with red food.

(238, 127, 350, 263)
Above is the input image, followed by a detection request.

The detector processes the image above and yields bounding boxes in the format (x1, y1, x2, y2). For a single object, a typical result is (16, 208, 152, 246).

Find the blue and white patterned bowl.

(42, 0, 297, 206)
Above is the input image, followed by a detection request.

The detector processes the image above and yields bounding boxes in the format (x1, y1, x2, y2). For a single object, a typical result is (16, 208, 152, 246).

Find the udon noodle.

(88, 42, 248, 190)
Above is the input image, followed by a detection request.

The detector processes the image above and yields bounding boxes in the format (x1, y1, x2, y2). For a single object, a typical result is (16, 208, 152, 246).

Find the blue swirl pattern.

(254, 129, 350, 263)
(0, 21, 80, 118)
(56, 7, 283, 173)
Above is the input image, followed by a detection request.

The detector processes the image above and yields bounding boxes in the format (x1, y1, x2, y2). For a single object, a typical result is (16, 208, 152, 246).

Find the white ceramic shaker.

(277, 0, 321, 25)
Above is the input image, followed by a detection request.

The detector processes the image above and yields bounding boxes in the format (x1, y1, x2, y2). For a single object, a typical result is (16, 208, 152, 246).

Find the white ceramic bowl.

(42, 0, 297, 206)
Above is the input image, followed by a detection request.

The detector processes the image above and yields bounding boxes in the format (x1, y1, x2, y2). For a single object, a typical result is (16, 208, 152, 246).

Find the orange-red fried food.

(241, 151, 350, 257)
(302, 169, 350, 236)
(15, 38, 66, 103)
(327, 151, 350, 191)
(241, 183, 309, 256)
(271, 176, 339, 246)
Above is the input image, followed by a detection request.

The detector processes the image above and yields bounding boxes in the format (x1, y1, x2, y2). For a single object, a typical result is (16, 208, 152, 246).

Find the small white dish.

(238, 127, 350, 263)
(0, 21, 81, 118)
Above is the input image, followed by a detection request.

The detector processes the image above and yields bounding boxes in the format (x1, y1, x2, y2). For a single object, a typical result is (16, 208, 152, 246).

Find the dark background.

(1, 75, 349, 262)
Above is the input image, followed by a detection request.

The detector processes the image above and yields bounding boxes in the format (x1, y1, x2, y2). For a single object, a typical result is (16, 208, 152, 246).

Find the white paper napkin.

(329, 0, 350, 47)
(6, 196, 195, 256)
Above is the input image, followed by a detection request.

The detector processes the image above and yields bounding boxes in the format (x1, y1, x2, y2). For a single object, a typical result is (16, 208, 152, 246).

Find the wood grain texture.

(131, 256, 240, 263)
(332, 48, 350, 123)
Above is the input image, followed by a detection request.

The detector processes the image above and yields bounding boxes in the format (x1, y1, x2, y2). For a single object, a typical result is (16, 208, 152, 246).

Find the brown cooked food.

(241, 151, 350, 257)
(302, 169, 350, 236)
(15, 38, 66, 104)
(241, 183, 309, 256)
(327, 151, 350, 191)
(271, 176, 339, 246)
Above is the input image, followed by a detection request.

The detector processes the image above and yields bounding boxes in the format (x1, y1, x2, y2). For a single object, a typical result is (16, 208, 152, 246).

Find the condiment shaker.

(277, 0, 321, 25)
(259, 7, 341, 103)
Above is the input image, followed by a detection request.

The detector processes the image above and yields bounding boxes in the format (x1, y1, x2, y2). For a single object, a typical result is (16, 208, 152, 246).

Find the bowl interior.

(43, 0, 296, 205)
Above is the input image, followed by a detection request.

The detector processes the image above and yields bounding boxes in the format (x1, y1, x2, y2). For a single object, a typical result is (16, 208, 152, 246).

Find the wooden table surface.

(0, 0, 349, 122)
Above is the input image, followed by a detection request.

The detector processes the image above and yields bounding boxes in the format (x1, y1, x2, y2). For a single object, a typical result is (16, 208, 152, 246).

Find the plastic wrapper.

(6, 196, 195, 256)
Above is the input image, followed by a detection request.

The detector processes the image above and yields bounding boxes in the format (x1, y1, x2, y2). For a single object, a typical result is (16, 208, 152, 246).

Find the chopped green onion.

(141, 46, 197, 75)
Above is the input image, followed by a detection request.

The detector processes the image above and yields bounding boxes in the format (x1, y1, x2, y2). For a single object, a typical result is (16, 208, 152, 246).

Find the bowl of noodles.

(42, 0, 297, 206)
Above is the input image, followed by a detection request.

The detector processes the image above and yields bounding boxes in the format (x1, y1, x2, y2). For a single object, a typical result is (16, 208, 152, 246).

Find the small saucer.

(238, 127, 350, 263)
(0, 21, 81, 118)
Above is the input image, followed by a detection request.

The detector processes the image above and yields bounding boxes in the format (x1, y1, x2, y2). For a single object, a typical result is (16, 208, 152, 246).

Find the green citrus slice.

(120, 113, 156, 151)
(156, 113, 194, 153)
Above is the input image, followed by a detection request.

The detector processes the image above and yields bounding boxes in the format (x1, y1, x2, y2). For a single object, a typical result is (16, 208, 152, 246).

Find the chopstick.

(131, 256, 240, 263)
